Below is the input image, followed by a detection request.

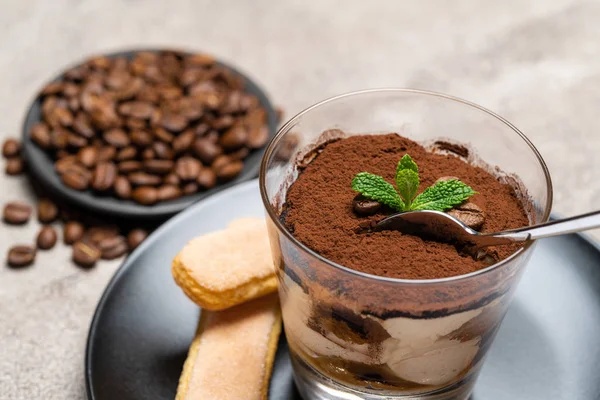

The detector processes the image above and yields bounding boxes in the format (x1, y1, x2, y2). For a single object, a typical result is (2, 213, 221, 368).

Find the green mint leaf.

(395, 169, 419, 209)
(396, 154, 418, 174)
(351, 172, 405, 211)
(411, 179, 477, 211)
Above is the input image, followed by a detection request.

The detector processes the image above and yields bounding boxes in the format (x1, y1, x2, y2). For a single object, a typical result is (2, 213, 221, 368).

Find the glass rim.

(259, 88, 554, 285)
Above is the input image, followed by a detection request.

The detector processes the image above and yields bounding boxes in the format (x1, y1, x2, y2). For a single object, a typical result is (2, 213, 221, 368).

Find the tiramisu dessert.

(275, 132, 532, 396)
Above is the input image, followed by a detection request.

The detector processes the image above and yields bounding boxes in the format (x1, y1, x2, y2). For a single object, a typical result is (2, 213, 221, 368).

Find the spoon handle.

(487, 210, 600, 242)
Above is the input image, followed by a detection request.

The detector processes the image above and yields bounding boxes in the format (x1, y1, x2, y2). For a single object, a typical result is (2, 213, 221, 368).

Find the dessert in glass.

(259, 89, 552, 399)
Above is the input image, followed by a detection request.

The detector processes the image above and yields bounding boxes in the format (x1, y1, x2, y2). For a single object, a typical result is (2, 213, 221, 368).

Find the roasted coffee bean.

(141, 148, 155, 160)
(72, 240, 101, 267)
(116, 146, 137, 161)
(212, 115, 235, 130)
(30, 123, 52, 148)
(50, 127, 69, 149)
(54, 107, 74, 127)
(41, 82, 64, 96)
(160, 113, 188, 132)
(352, 195, 381, 216)
(77, 146, 98, 168)
(87, 225, 119, 245)
(128, 172, 162, 186)
(61, 164, 91, 190)
(276, 107, 284, 122)
(37, 226, 58, 250)
(114, 176, 132, 199)
(118, 101, 155, 119)
(2, 138, 21, 158)
(72, 113, 95, 138)
(125, 118, 146, 130)
(214, 160, 243, 181)
(132, 186, 158, 205)
(229, 147, 249, 161)
(5, 158, 24, 175)
(448, 202, 485, 230)
(152, 141, 174, 160)
(127, 229, 148, 250)
(154, 127, 174, 143)
(194, 123, 210, 136)
(182, 182, 198, 195)
(64, 221, 85, 244)
(92, 161, 117, 191)
(68, 97, 81, 112)
(103, 128, 130, 148)
(172, 130, 194, 153)
(38, 198, 58, 223)
(98, 235, 128, 260)
(97, 146, 117, 162)
(67, 133, 88, 148)
(130, 129, 153, 147)
(211, 155, 232, 172)
(3, 201, 32, 224)
(193, 138, 222, 164)
(7, 245, 36, 267)
(175, 157, 201, 181)
(144, 159, 173, 175)
(219, 125, 247, 151)
(118, 160, 142, 173)
(157, 184, 182, 201)
(164, 173, 180, 186)
(55, 155, 78, 174)
(196, 168, 216, 189)
(247, 125, 269, 149)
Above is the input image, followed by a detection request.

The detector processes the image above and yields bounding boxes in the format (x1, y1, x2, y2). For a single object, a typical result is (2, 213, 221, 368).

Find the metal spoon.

(373, 209, 600, 249)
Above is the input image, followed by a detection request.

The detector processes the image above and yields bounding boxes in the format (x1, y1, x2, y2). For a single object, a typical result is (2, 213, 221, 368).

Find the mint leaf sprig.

(351, 154, 477, 212)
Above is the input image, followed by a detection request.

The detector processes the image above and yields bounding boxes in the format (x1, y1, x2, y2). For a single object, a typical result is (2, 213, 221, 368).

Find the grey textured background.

(1, 0, 599, 399)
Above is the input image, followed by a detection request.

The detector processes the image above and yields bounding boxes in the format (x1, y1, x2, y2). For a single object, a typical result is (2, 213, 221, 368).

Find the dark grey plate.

(21, 49, 277, 220)
(85, 180, 600, 400)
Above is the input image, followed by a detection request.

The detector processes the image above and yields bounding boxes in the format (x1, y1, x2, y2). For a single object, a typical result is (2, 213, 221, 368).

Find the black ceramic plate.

(21, 49, 277, 220)
(85, 180, 600, 400)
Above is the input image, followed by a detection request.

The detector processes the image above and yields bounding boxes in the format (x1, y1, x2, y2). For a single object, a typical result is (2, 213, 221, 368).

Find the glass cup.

(259, 89, 552, 400)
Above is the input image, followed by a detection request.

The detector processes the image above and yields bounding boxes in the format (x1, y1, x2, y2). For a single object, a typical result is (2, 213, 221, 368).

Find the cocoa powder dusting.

(282, 134, 529, 280)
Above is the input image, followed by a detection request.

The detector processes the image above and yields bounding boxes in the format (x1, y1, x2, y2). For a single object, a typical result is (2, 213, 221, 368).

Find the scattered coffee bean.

(215, 160, 243, 181)
(160, 113, 188, 132)
(152, 141, 174, 160)
(3, 201, 32, 225)
(55, 156, 77, 174)
(118, 160, 142, 174)
(448, 202, 485, 230)
(87, 225, 119, 245)
(103, 128, 130, 148)
(114, 176, 132, 199)
(5, 158, 24, 175)
(38, 198, 58, 223)
(7, 245, 36, 267)
(92, 161, 117, 191)
(175, 157, 201, 181)
(141, 148, 155, 160)
(98, 235, 128, 260)
(172, 130, 194, 153)
(353, 195, 381, 216)
(127, 229, 148, 250)
(37, 226, 58, 250)
(132, 186, 158, 205)
(154, 127, 174, 143)
(97, 146, 117, 162)
(2, 138, 21, 158)
(130, 129, 153, 147)
(64, 221, 85, 244)
(157, 184, 182, 201)
(72, 240, 101, 267)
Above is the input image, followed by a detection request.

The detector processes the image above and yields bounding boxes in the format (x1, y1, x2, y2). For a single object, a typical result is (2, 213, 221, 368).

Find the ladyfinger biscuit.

(176, 294, 282, 400)
(172, 217, 277, 310)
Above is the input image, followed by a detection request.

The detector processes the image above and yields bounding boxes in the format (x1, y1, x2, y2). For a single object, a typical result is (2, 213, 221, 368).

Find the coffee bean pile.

(30, 51, 271, 205)
(3, 196, 149, 268)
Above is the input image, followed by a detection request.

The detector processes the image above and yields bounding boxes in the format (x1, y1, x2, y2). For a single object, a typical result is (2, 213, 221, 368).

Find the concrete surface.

(0, 0, 599, 399)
